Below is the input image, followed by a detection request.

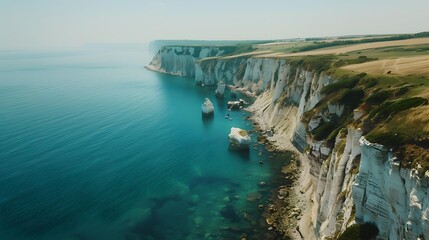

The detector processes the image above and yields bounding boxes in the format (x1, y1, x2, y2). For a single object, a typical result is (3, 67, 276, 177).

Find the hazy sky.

(1, 0, 429, 50)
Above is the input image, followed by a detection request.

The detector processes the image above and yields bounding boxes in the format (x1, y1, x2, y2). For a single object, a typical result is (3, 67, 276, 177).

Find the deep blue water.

(0, 46, 289, 240)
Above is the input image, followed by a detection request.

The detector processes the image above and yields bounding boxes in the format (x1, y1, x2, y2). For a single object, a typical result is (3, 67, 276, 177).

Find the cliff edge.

(147, 35, 429, 239)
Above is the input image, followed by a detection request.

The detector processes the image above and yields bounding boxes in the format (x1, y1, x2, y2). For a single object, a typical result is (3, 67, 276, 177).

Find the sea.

(0, 45, 290, 240)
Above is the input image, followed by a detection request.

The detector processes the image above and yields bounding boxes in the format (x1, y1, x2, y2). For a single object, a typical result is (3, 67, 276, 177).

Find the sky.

(1, 0, 429, 50)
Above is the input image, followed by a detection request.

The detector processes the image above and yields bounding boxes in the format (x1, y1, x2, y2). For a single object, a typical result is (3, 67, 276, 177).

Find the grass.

(333, 56, 378, 67)
(322, 73, 366, 95)
(286, 54, 337, 72)
(369, 97, 428, 121)
(292, 32, 429, 53)
(342, 43, 429, 60)
(252, 32, 429, 58)
(255, 41, 309, 52)
(223, 44, 255, 56)
(312, 121, 338, 141)
(365, 131, 406, 148)
(365, 90, 393, 105)
(297, 57, 428, 169)
(333, 88, 365, 109)
(364, 97, 427, 149)
(365, 104, 429, 173)
(398, 144, 429, 172)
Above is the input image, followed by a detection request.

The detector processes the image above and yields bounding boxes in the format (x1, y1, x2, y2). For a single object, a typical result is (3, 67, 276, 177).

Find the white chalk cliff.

(215, 80, 226, 97)
(147, 46, 227, 78)
(148, 45, 429, 239)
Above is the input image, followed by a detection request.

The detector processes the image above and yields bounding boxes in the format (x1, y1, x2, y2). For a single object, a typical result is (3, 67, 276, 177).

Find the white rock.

(227, 99, 246, 110)
(201, 98, 214, 115)
(228, 127, 251, 149)
(215, 80, 226, 97)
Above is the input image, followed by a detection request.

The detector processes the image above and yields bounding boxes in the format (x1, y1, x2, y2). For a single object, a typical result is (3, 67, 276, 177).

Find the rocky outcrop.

(148, 46, 428, 239)
(228, 127, 251, 150)
(227, 99, 247, 110)
(201, 98, 214, 116)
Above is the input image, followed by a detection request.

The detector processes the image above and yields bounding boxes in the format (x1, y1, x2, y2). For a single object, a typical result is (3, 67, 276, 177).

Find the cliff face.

(148, 47, 429, 239)
(353, 138, 429, 239)
(147, 46, 226, 77)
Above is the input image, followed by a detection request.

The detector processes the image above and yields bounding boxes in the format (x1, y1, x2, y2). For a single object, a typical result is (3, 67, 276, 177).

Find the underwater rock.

(246, 192, 262, 202)
(278, 188, 288, 200)
(266, 217, 274, 225)
(219, 205, 240, 222)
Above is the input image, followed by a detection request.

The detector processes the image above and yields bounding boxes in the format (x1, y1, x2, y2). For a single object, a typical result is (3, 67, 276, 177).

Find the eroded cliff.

(148, 45, 429, 239)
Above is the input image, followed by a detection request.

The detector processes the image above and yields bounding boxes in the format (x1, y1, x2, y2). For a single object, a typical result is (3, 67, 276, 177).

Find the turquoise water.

(0, 46, 289, 240)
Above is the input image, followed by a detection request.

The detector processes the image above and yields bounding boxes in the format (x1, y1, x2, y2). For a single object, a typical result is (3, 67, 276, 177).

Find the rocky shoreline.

(146, 65, 311, 239)
(251, 120, 304, 240)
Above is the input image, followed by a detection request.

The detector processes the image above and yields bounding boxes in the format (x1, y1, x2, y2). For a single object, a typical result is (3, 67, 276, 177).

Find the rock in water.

(215, 80, 226, 98)
(228, 127, 251, 150)
(227, 99, 247, 110)
(201, 98, 214, 116)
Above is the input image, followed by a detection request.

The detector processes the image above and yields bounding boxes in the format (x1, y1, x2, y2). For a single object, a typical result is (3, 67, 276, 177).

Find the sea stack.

(228, 127, 251, 150)
(215, 80, 226, 98)
(201, 98, 214, 116)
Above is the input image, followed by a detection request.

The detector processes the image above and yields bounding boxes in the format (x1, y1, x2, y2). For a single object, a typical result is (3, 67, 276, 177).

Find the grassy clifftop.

(281, 39, 429, 169)
(173, 32, 429, 169)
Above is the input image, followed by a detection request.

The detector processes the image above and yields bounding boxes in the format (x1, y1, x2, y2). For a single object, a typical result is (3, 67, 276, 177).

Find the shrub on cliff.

(369, 97, 428, 121)
(365, 90, 393, 105)
(312, 121, 338, 141)
(322, 73, 366, 95)
(365, 131, 406, 148)
(361, 77, 378, 89)
(338, 222, 379, 240)
(334, 88, 365, 109)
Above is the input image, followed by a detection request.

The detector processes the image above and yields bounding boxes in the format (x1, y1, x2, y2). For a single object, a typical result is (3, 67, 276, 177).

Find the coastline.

(235, 84, 315, 240)
(144, 65, 186, 77)
(147, 66, 315, 239)
(147, 36, 429, 239)
(249, 112, 316, 240)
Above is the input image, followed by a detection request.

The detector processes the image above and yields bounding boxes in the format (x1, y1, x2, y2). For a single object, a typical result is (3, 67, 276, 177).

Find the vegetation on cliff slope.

(337, 222, 379, 240)
(275, 38, 429, 169)
(175, 32, 429, 170)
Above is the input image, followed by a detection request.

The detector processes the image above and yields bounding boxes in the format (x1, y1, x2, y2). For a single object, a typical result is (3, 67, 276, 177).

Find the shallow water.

(0, 46, 290, 240)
